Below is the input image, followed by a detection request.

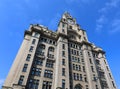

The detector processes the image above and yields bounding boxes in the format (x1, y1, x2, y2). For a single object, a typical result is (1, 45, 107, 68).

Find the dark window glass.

(26, 54, 31, 61)
(62, 79, 65, 89)
(62, 68, 65, 76)
(18, 75, 24, 85)
(22, 64, 28, 72)
(32, 39, 36, 44)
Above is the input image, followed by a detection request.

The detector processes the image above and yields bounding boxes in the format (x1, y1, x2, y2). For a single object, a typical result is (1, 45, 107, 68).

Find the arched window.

(48, 47, 54, 52)
(74, 84, 82, 89)
(39, 44, 45, 49)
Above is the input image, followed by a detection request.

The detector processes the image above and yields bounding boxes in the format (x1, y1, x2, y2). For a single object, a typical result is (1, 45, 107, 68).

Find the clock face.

(68, 19, 74, 25)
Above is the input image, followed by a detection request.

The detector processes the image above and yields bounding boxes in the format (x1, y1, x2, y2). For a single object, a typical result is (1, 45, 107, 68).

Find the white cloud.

(95, 0, 120, 33)
(0, 79, 4, 88)
(109, 19, 120, 34)
(99, 0, 120, 13)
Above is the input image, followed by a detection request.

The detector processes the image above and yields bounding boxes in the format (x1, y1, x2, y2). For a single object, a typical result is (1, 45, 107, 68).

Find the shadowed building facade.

(2, 12, 117, 89)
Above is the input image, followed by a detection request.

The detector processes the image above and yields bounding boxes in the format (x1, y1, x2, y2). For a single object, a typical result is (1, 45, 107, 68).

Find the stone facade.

(2, 12, 117, 89)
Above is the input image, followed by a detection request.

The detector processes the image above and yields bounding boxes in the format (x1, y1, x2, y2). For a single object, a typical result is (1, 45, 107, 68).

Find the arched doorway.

(74, 84, 82, 89)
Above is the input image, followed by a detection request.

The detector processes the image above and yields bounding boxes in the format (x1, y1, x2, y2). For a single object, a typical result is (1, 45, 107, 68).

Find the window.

(32, 39, 36, 44)
(84, 77, 87, 82)
(69, 25, 72, 29)
(93, 74, 96, 81)
(73, 64, 75, 70)
(62, 29, 65, 32)
(62, 79, 65, 89)
(44, 70, 53, 79)
(91, 66, 94, 72)
(62, 51, 65, 57)
(34, 59, 43, 66)
(62, 59, 65, 65)
(34, 32, 39, 37)
(62, 44, 65, 49)
(89, 58, 92, 64)
(80, 74, 82, 81)
(49, 47, 54, 52)
(48, 54, 54, 58)
(18, 75, 24, 85)
(81, 59, 84, 62)
(62, 23, 65, 27)
(28, 79, 39, 89)
(112, 81, 115, 88)
(49, 40, 52, 44)
(31, 67, 41, 76)
(26, 54, 31, 61)
(73, 73, 76, 80)
(74, 50, 76, 55)
(29, 46, 34, 52)
(86, 85, 89, 89)
(53, 41, 55, 45)
(78, 58, 80, 63)
(76, 65, 79, 70)
(72, 56, 74, 61)
(79, 65, 81, 71)
(83, 66, 85, 72)
(71, 49, 73, 54)
(62, 68, 65, 76)
(77, 73, 79, 80)
(42, 81, 52, 89)
(88, 52, 90, 56)
(22, 64, 28, 72)
(109, 73, 112, 79)
(96, 85, 98, 89)
(39, 44, 45, 49)
(106, 66, 109, 71)
(46, 60, 54, 68)
(77, 51, 79, 56)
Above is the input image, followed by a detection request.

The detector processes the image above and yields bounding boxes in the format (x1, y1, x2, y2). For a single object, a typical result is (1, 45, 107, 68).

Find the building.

(2, 12, 117, 89)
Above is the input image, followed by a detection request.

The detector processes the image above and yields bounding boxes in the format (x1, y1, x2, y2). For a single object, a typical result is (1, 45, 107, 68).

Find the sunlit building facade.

(3, 12, 117, 89)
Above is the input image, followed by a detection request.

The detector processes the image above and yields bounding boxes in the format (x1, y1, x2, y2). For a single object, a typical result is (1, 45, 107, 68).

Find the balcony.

(36, 52, 45, 59)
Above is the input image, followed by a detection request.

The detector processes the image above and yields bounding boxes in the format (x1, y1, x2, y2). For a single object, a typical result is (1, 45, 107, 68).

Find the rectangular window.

(26, 54, 31, 61)
(78, 58, 80, 63)
(83, 66, 85, 72)
(62, 51, 65, 57)
(44, 70, 53, 79)
(62, 79, 65, 89)
(77, 51, 79, 56)
(71, 49, 73, 54)
(34, 59, 43, 66)
(62, 68, 65, 76)
(22, 64, 28, 72)
(62, 44, 65, 49)
(42, 81, 52, 89)
(109, 73, 112, 79)
(76, 65, 78, 70)
(29, 46, 34, 52)
(28, 79, 39, 89)
(80, 74, 82, 81)
(89, 58, 92, 64)
(32, 39, 36, 44)
(46, 60, 54, 68)
(73, 64, 75, 70)
(79, 65, 81, 71)
(18, 75, 24, 85)
(62, 59, 65, 65)
(91, 66, 94, 72)
(31, 67, 41, 76)
(62, 29, 65, 32)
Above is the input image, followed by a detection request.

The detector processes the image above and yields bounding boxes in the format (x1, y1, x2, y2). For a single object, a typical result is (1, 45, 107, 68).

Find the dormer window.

(69, 26, 72, 29)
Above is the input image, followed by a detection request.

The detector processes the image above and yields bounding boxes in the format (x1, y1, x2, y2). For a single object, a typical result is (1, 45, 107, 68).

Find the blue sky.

(0, 0, 120, 88)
